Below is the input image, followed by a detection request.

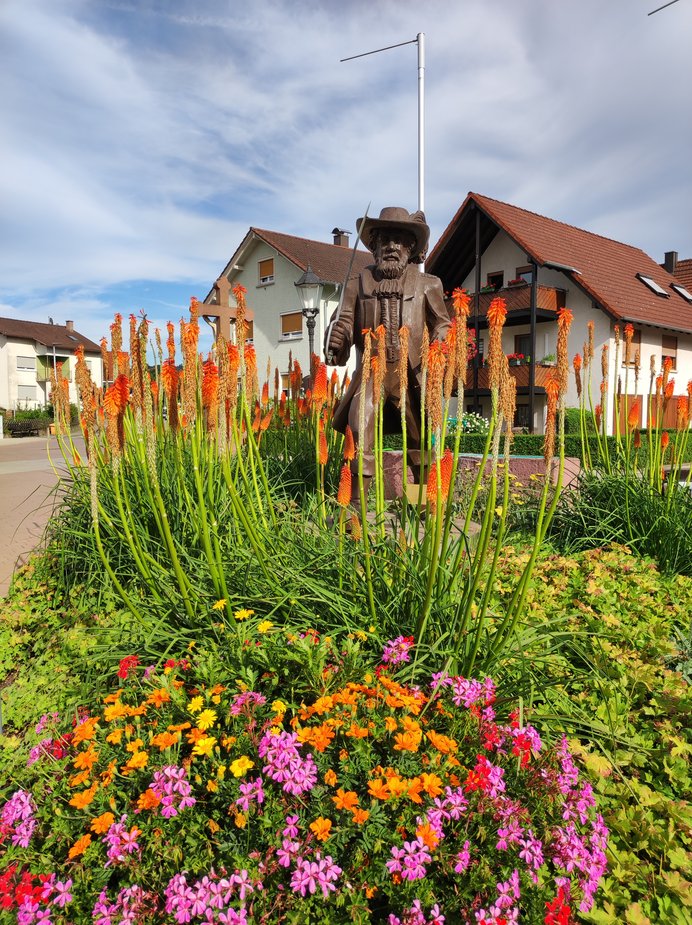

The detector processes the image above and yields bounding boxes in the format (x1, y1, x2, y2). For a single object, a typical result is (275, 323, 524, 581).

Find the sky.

(2, 0, 691, 351)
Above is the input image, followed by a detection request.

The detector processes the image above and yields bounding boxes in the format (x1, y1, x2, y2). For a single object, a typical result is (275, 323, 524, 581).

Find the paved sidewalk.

(0, 435, 82, 597)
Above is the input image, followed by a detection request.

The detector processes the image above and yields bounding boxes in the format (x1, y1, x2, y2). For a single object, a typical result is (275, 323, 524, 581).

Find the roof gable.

(207, 228, 372, 301)
(0, 317, 101, 352)
(428, 193, 692, 335)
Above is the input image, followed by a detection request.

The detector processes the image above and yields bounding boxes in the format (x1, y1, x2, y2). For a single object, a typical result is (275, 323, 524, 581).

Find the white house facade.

(203, 228, 371, 390)
(427, 193, 692, 434)
(0, 318, 103, 413)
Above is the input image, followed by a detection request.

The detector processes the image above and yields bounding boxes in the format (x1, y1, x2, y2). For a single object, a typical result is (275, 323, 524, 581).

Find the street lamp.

(294, 264, 322, 382)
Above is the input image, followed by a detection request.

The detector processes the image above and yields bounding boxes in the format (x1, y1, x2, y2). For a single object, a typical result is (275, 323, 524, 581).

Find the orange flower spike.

(661, 431, 670, 449)
(261, 380, 269, 408)
(318, 421, 328, 466)
(556, 307, 573, 329)
(201, 359, 219, 410)
(633, 429, 641, 449)
(312, 362, 328, 407)
(595, 404, 602, 429)
(260, 409, 273, 431)
(452, 287, 472, 317)
(487, 296, 507, 328)
(664, 379, 674, 400)
(252, 402, 261, 433)
(343, 425, 356, 462)
(337, 465, 352, 507)
(439, 449, 453, 503)
(627, 399, 640, 429)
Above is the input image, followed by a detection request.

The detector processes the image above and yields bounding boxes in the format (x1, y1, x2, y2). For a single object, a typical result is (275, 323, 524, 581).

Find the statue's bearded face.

(373, 231, 415, 279)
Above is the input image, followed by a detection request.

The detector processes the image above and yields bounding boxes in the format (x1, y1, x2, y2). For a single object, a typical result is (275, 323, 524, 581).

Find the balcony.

(464, 362, 556, 393)
(461, 284, 566, 325)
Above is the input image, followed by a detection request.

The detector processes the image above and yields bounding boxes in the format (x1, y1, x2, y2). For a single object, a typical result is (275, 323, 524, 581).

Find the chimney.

(663, 251, 678, 274)
(66, 320, 74, 332)
(332, 227, 351, 247)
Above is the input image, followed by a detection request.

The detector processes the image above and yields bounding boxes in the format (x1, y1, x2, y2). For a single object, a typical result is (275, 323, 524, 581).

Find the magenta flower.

(386, 838, 431, 881)
(382, 635, 414, 666)
(290, 853, 342, 898)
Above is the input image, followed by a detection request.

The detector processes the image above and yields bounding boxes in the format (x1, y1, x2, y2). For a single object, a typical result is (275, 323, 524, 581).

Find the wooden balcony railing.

(464, 284, 566, 318)
(464, 362, 556, 391)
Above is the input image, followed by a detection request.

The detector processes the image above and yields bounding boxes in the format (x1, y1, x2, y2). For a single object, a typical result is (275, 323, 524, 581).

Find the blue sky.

(2, 0, 691, 349)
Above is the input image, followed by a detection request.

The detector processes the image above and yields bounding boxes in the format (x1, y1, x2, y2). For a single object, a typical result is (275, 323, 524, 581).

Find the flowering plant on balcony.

(507, 278, 527, 286)
(507, 353, 526, 365)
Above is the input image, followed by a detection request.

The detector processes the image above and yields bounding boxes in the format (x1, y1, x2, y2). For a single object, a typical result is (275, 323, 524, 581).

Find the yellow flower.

(234, 812, 247, 829)
(257, 620, 273, 634)
(217, 765, 227, 780)
(230, 756, 255, 778)
(234, 608, 254, 622)
(188, 696, 204, 714)
(212, 599, 227, 611)
(192, 736, 217, 758)
(211, 695, 221, 705)
(272, 700, 286, 714)
(221, 736, 236, 750)
(196, 709, 217, 731)
(206, 779, 218, 793)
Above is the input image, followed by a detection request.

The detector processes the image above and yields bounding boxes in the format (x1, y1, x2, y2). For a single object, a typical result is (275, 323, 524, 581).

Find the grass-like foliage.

(44, 292, 574, 682)
(543, 323, 692, 574)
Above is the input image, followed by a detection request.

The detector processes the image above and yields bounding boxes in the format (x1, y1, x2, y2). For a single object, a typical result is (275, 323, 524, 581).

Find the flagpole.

(341, 33, 425, 255)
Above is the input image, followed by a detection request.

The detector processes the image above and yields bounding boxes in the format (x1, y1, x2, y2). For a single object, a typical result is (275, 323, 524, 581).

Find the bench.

(5, 419, 50, 437)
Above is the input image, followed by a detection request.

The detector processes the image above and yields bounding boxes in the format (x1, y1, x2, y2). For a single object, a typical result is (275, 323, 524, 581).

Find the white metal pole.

(417, 32, 424, 216)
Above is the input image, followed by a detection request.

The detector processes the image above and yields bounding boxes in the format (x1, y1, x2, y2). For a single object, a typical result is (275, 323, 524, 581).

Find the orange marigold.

(69, 783, 98, 810)
(309, 817, 332, 842)
(73, 717, 99, 746)
(68, 833, 92, 860)
(137, 788, 162, 812)
(90, 812, 115, 835)
(332, 788, 359, 812)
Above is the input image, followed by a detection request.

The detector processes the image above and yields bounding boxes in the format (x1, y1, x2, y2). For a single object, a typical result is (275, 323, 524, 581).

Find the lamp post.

(294, 264, 322, 384)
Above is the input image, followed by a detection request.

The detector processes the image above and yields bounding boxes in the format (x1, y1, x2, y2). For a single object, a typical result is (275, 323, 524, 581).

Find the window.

(514, 405, 530, 429)
(281, 373, 290, 394)
(672, 283, 692, 303)
(487, 272, 504, 291)
(636, 273, 669, 297)
(662, 334, 677, 371)
(623, 328, 641, 365)
(16, 355, 36, 370)
(280, 311, 303, 339)
(514, 334, 532, 360)
(17, 385, 37, 401)
(245, 320, 254, 343)
(258, 258, 275, 285)
(515, 265, 533, 284)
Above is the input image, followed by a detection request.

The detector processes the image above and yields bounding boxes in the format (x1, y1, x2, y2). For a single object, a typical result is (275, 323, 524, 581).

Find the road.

(0, 433, 83, 597)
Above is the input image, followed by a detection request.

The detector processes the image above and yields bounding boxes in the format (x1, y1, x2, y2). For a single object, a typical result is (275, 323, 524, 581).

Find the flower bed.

(0, 644, 607, 924)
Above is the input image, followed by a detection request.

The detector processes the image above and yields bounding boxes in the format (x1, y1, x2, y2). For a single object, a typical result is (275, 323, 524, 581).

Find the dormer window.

(636, 273, 669, 297)
(672, 283, 692, 303)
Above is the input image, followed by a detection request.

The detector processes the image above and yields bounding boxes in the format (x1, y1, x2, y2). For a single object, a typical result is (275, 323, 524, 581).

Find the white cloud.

(0, 0, 690, 342)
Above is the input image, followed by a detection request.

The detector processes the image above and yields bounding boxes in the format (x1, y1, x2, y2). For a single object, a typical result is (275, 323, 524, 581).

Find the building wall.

(226, 239, 355, 390)
(459, 231, 692, 433)
(0, 336, 103, 412)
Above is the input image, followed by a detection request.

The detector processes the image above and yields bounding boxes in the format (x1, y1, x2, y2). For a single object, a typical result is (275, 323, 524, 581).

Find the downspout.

(473, 207, 482, 412)
(528, 261, 538, 433)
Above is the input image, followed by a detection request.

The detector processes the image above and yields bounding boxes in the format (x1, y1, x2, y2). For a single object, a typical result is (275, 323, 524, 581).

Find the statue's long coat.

(326, 264, 451, 434)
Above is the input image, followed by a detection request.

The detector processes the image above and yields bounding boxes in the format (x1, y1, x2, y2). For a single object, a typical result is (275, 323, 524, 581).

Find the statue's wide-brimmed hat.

(357, 207, 430, 260)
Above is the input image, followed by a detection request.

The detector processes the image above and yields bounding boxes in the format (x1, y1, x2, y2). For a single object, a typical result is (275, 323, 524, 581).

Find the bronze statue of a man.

(325, 206, 450, 500)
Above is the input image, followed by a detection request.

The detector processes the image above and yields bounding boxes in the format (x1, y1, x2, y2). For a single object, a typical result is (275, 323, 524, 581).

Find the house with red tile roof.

(427, 193, 692, 434)
(203, 227, 371, 388)
(0, 317, 102, 414)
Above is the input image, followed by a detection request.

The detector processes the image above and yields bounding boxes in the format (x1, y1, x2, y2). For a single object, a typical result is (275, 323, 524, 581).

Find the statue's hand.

(327, 322, 348, 355)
